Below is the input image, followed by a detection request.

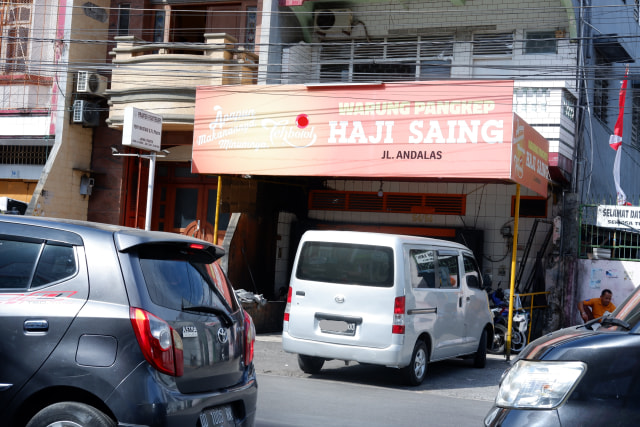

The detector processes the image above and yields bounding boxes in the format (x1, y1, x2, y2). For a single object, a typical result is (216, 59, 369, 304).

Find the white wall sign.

(122, 107, 162, 151)
(597, 205, 640, 230)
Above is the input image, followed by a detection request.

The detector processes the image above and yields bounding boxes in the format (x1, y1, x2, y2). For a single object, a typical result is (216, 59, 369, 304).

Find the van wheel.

(402, 341, 428, 386)
(473, 329, 487, 368)
(26, 402, 116, 427)
(298, 354, 324, 374)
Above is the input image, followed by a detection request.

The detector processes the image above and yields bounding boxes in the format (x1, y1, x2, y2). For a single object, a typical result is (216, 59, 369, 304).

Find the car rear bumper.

(282, 331, 407, 367)
(108, 363, 258, 427)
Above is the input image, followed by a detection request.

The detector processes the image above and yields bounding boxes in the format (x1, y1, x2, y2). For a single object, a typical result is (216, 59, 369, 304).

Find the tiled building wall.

(272, 180, 555, 294)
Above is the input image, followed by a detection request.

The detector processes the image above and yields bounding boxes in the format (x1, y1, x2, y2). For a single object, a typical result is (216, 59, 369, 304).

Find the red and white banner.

(610, 67, 630, 206)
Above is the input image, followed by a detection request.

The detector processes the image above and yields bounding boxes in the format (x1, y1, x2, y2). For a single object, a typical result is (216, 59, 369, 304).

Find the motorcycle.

(488, 289, 529, 354)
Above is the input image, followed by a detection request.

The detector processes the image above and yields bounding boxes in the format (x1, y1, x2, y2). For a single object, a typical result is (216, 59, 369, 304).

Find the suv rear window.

(296, 241, 394, 287)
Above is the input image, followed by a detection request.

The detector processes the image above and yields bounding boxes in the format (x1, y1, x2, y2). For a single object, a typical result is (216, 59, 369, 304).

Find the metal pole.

(145, 152, 156, 231)
(507, 184, 521, 361)
(214, 175, 222, 244)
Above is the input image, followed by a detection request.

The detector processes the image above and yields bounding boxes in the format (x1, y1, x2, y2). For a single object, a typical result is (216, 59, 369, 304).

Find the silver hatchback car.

(0, 216, 257, 427)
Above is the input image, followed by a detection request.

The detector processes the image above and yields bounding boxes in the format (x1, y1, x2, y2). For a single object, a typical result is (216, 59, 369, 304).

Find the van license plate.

(200, 405, 236, 427)
(319, 319, 356, 336)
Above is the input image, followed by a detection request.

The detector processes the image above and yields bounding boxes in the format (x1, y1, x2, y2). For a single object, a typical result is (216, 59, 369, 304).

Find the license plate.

(200, 405, 236, 427)
(319, 319, 356, 336)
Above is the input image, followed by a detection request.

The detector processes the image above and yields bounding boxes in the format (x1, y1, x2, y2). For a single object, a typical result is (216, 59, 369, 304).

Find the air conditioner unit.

(72, 100, 100, 127)
(314, 9, 352, 36)
(76, 70, 108, 96)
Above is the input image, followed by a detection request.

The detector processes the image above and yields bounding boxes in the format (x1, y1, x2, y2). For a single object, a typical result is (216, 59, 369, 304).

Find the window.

(437, 251, 459, 288)
(296, 242, 394, 287)
(632, 82, 640, 150)
(1, 0, 32, 74)
(524, 31, 557, 54)
(0, 239, 77, 289)
(594, 54, 611, 122)
(245, 6, 257, 50)
(473, 32, 514, 56)
(117, 4, 130, 37)
(140, 258, 234, 312)
(410, 249, 436, 288)
(318, 35, 453, 83)
(463, 254, 482, 289)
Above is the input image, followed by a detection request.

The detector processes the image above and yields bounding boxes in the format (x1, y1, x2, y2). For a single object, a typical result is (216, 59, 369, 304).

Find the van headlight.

(496, 360, 586, 409)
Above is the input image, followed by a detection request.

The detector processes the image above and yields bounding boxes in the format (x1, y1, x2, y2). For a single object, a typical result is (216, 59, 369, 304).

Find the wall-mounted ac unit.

(72, 100, 100, 127)
(76, 70, 108, 96)
(314, 9, 352, 36)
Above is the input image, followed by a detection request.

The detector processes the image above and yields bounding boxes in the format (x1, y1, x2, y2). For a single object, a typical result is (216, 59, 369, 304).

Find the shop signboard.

(192, 81, 548, 196)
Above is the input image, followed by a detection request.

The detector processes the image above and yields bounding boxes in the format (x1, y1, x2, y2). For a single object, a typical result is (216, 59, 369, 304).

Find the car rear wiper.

(600, 316, 631, 330)
(181, 304, 235, 327)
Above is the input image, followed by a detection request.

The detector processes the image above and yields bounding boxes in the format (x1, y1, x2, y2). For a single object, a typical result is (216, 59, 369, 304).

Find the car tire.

(402, 340, 428, 386)
(298, 354, 324, 374)
(489, 323, 507, 354)
(473, 329, 487, 368)
(26, 402, 116, 427)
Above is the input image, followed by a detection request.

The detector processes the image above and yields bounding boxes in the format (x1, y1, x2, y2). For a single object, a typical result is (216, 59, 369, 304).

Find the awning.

(594, 35, 634, 64)
(192, 81, 549, 197)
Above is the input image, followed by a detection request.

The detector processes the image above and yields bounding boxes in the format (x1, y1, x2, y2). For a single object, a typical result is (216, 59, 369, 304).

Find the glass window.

(437, 251, 459, 288)
(173, 188, 198, 228)
(117, 4, 130, 37)
(0, 238, 40, 289)
(524, 31, 557, 54)
(410, 249, 436, 288)
(463, 254, 481, 289)
(2, 0, 32, 74)
(296, 241, 394, 287)
(140, 258, 231, 312)
(32, 244, 77, 287)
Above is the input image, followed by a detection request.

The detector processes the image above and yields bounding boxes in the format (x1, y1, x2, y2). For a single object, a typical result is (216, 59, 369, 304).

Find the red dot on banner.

(296, 114, 309, 128)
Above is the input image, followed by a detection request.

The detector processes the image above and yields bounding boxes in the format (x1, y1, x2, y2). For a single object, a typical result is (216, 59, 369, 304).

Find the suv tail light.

(130, 307, 184, 376)
(283, 287, 292, 323)
(243, 310, 255, 366)
(392, 296, 405, 335)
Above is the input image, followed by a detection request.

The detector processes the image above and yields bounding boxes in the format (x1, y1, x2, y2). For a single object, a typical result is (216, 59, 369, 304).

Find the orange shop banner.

(192, 81, 546, 195)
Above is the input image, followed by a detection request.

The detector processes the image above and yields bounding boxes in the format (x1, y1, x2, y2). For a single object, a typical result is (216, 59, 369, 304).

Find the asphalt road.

(254, 333, 513, 401)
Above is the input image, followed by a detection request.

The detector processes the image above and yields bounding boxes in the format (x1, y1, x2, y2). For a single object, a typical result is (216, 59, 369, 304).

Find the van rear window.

(296, 241, 393, 287)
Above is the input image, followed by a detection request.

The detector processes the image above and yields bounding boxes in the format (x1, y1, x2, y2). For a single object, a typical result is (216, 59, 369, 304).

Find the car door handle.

(24, 319, 49, 332)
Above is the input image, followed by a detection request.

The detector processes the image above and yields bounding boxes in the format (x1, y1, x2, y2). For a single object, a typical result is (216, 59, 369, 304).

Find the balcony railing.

(107, 33, 258, 131)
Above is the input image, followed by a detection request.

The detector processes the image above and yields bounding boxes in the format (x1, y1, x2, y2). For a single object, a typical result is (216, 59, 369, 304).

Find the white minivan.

(282, 230, 493, 385)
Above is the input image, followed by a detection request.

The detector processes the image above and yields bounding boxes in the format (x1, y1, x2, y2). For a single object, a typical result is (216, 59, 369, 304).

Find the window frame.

(1, 0, 33, 74)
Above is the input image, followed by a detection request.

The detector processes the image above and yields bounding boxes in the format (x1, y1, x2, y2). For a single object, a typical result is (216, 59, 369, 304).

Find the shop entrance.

(152, 163, 229, 245)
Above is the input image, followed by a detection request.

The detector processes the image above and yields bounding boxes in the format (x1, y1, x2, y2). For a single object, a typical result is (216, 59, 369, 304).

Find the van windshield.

(296, 241, 394, 287)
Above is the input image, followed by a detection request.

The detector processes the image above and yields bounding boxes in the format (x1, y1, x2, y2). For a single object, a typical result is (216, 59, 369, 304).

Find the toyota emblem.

(217, 328, 228, 344)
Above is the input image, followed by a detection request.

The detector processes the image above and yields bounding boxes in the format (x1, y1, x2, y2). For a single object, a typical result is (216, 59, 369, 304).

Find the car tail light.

(243, 310, 255, 366)
(130, 307, 184, 376)
(392, 296, 405, 334)
(283, 287, 292, 323)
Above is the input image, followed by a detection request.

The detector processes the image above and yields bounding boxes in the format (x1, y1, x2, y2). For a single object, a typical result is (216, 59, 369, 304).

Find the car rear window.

(140, 257, 237, 312)
(296, 241, 394, 287)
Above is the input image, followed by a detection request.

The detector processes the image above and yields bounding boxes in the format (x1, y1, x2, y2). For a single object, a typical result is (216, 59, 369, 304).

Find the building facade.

(6, 0, 639, 333)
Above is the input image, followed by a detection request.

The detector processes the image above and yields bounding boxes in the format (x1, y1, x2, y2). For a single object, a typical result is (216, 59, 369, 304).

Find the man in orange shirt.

(578, 289, 616, 322)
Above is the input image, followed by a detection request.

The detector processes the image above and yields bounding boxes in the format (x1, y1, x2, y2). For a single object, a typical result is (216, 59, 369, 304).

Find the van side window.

(410, 249, 435, 288)
(437, 251, 459, 288)
(463, 254, 482, 289)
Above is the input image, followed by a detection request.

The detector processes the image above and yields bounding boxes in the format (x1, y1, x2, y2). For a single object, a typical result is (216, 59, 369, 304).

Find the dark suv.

(0, 216, 257, 427)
